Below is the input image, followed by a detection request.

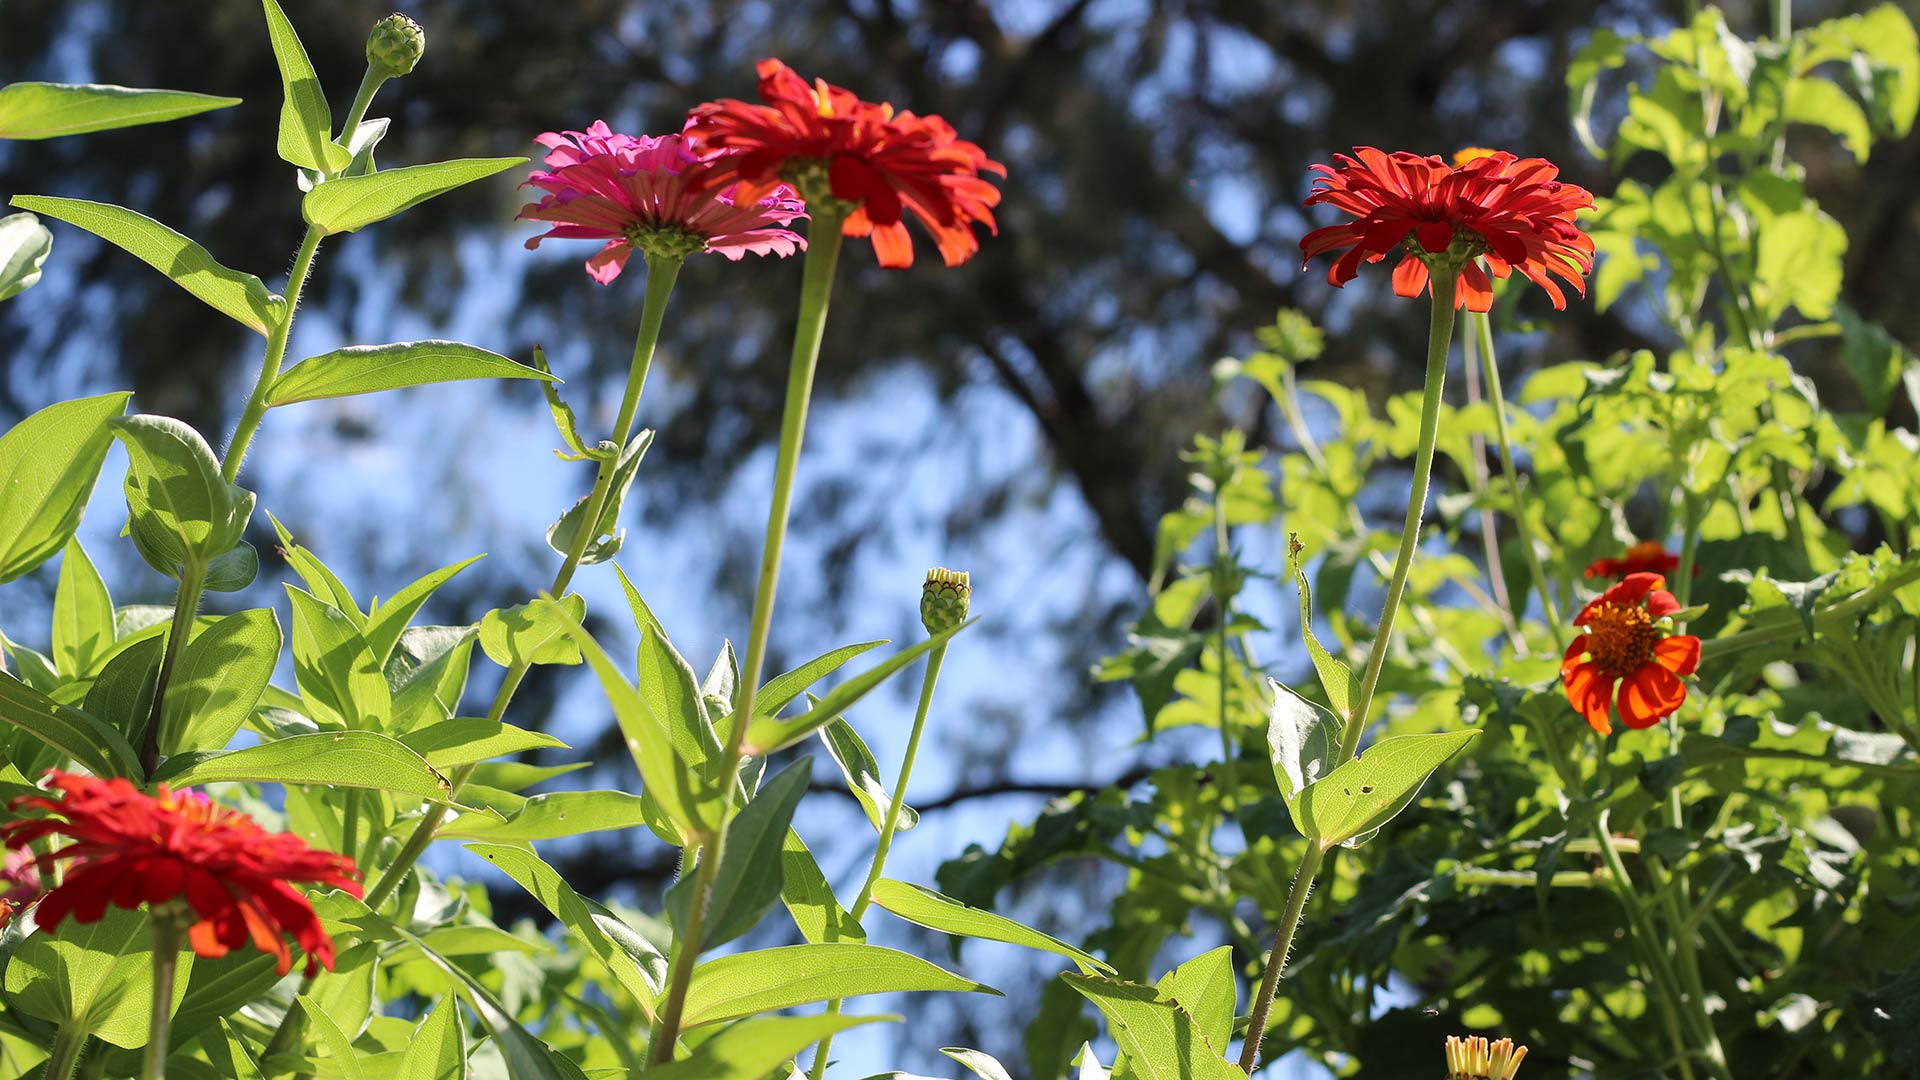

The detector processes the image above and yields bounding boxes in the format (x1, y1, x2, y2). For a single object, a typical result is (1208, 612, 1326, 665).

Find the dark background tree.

(3, 0, 1915, 1072)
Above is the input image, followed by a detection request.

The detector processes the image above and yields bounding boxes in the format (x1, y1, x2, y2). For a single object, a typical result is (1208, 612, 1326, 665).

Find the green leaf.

(286, 586, 390, 730)
(649, 1015, 891, 1080)
(203, 539, 259, 592)
(943, 1049, 1016, 1080)
(52, 538, 114, 678)
(201, 1020, 271, 1080)
(268, 341, 554, 407)
(1061, 974, 1240, 1080)
(668, 757, 811, 950)
(5, 905, 193, 1048)
(633, 612, 724, 799)
(1292, 730, 1481, 848)
(109, 415, 255, 578)
(820, 714, 916, 834)
(364, 555, 483, 665)
(295, 994, 366, 1080)
(1287, 539, 1358, 720)
(1784, 76, 1874, 161)
(153, 730, 450, 798)
(782, 827, 865, 944)
(870, 879, 1113, 975)
(677, 944, 998, 1029)
(0, 391, 130, 584)
(1265, 678, 1340, 805)
(467, 844, 662, 1014)
(0, 82, 240, 139)
(302, 158, 525, 235)
(439, 789, 650, 842)
(533, 347, 613, 462)
(547, 432, 652, 565)
(395, 1001, 465, 1080)
(399, 717, 566, 770)
(1752, 207, 1848, 324)
(741, 620, 975, 756)
(751, 640, 889, 722)
(0, 211, 52, 302)
(480, 594, 586, 668)
(260, 0, 348, 174)
(388, 626, 476, 735)
(0, 672, 142, 777)
(544, 596, 718, 840)
(84, 636, 162, 747)
(1154, 947, 1235, 1053)
(10, 196, 283, 333)
(161, 608, 280, 755)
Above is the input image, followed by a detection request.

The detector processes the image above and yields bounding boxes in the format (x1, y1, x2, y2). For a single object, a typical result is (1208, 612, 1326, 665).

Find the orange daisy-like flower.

(1, 773, 362, 976)
(1585, 540, 1683, 580)
(686, 59, 1005, 269)
(1561, 573, 1701, 735)
(1299, 147, 1595, 312)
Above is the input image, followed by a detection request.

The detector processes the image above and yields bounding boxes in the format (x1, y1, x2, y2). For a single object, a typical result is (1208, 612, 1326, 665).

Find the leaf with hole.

(1292, 730, 1481, 848)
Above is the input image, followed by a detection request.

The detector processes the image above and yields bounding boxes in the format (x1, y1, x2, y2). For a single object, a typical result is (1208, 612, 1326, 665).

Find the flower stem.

(1459, 317, 1522, 649)
(144, 909, 188, 1080)
(1471, 311, 1564, 650)
(360, 254, 681, 912)
(44, 1023, 87, 1080)
(1243, 274, 1457, 1075)
(649, 212, 847, 1067)
(337, 68, 387, 158)
(223, 225, 325, 483)
(808, 640, 949, 1080)
(138, 563, 205, 780)
(1212, 491, 1243, 817)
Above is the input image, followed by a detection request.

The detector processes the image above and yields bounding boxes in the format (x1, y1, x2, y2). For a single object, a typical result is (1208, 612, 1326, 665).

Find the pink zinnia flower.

(518, 121, 806, 284)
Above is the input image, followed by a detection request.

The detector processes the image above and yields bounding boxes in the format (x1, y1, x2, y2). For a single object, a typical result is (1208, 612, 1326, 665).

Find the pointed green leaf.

(6, 906, 193, 1048)
(10, 196, 282, 333)
(650, 1015, 891, 1080)
(0, 392, 130, 584)
(109, 415, 255, 578)
(0, 672, 141, 777)
(533, 346, 613, 462)
(153, 730, 450, 798)
(395, 1000, 465, 1080)
(668, 757, 810, 949)
(0, 211, 51, 301)
(260, 0, 348, 174)
(364, 554, 483, 665)
(286, 586, 390, 730)
(820, 714, 915, 834)
(439, 789, 650, 842)
(726, 639, 887, 732)
(742, 621, 975, 756)
(547, 431, 651, 565)
(399, 717, 565, 770)
(782, 827, 865, 944)
(468, 844, 661, 1015)
(302, 157, 525, 234)
(870, 879, 1113, 975)
(295, 995, 366, 1080)
(0, 82, 240, 139)
(1062, 975, 1240, 1080)
(52, 538, 114, 678)
(634, 612, 724, 792)
(678, 944, 999, 1029)
(1154, 946, 1235, 1053)
(268, 341, 553, 406)
(1265, 678, 1340, 804)
(161, 608, 280, 755)
(1293, 730, 1481, 848)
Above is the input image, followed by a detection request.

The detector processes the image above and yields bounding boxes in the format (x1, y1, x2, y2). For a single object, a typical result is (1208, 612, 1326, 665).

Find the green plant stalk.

(1241, 272, 1457, 1075)
(362, 253, 682, 912)
(808, 640, 949, 1080)
(1472, 311, 1564, 650)
(223, 225, 324, 483)
(338, 67, 387, 152)
(137, 562, 205, 780)
(649, 213, 847, 1067)
(1212, 491, 1244, 817)
(1459, 313, 1522, 646)
(44, 1022, 87, 1080)
(1700, 563, 1920, 660)
(144, 912, 188, 1080)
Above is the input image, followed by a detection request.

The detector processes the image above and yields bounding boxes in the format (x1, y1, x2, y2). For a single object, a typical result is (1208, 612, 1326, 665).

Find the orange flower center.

(1582, 602, 1660, 678)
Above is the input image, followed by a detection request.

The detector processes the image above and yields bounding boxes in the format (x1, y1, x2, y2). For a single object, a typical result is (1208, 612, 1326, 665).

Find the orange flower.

(2, 773, 361, 976)
(1299, 147, 1594, 311)
(1584, 540, 1682, 580)
(1561, 573, 1701, 735)
(686, 59, 1005, 269)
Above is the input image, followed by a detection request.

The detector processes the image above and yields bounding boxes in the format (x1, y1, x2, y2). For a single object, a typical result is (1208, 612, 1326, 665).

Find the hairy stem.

(1472, 311, 1564, 649)
(649, 214, 847, 1066)
(223, 226, 325, 482)
(138, 563, 205, 780)
(1236, 844, 1323, 1074)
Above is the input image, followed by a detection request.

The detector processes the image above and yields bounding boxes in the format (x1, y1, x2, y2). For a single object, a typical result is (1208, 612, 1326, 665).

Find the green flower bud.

(920, 568, 970, 636)
(367, 13, 426, 78)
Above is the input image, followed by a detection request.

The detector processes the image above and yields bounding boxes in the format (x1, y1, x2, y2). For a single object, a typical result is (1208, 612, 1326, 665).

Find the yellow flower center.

(1452, 146, 1498, 166)
(1582, 602, 1660, 678)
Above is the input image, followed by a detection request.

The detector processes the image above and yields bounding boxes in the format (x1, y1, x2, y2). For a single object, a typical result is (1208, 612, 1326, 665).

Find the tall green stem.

(144, 910, 188, 1080)
(648, 215, 846, 1067)
(808, 641, 949, 1080)
(137, 563, 204, 780)
(1241, 274, 1457, 1075)
(44, 1023, 87, 1080)
(1472, 311, 1564, 650)
(224, 226, 324, 483)
(1211, 492, 1244, 816)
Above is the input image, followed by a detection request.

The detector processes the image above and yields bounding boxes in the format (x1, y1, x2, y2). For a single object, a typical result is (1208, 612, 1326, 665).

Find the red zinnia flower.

(1561, 573, 1701, 735)
(1585, 540, 1683, 580)
(1299, 147, 1595, 312)
(518, 121, 807, 284)
(1, 773, 362, 976)
(686, 59, 1005, 269)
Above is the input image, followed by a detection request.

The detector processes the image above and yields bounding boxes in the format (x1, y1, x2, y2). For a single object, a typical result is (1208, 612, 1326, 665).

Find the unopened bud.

(920, 568, 970, 635)
(367, 13, 426, 78)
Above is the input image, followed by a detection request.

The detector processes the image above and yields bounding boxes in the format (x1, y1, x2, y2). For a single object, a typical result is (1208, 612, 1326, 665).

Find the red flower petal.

(1654, 634, 1701, 677)
(1618, 663, 1686, 729)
